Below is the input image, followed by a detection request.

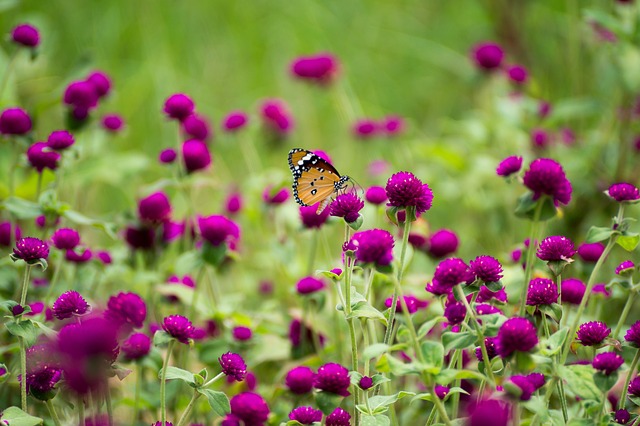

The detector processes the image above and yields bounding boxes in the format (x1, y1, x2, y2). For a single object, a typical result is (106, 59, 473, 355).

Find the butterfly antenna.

(348, 176, 365, 196)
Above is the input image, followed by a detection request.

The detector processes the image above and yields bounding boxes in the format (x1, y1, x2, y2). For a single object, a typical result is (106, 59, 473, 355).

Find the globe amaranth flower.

(537, 235, 576, 261)
(65, 248, 92, 263)
(523, 158, 572, 206)
(182, 139, 211, 173)
(616, 260, 635, 275)
(365, 186, 387, 205)
(469, 255, 503, 283)
(348, 229, 394, 267)
(330, 192, 364, 223)
(509, 375, 535, 401)
(527, 372, 545, 391)
(219, 352, 247, 382)
(0, 107, 32, 135)
(13, 237, 49, 262)
(385, 171, 433, 214)
(163, 93, 194, 121)
(232, 326, 252, 342)
(577, 321, 610, 346)
(432, 257, 471, 290)
(433, 385, 449, 400)
(0, 221, 21, 247)
(27, 142, 60, 172)
(182, 113, 211, 141)
(260, 98, 293, 134)
(353, 119, 378, 139)
(531, 128, 551, 149)
(296, 276, 325, 295)
(408, 232, 428, 251)
(425, 278, 453, 296)
(25, 345, 62, 400)
(52, 290, 90, 320)
(229, 392, 270, 425)
(198, 215, 239, 248)
(138, 192, 172, 224)
(151, 422, 173, 426)
(289, 406, 323, 425)
(299, 203, 331, 229)
(526, 278, 558, 306)
(289, 319, 325, 349)
(159, 148, 177, 164)
(225, 192, 243, 215)
(471, 42, 504, 70)
(628, 376, 640, 397)
(624, 321, 640, 347)
(561, 278, 586, 305)
(359, 376, 374, 390)
(63, 80, 99, 113)
(475, 337, 498, 362)
(476, 286, 508, 303)
(86, 71, 111, 98)
(577, 242, 605, 263)
(314, 362, 350, 396)
(444, 301, 466, 326)
(285, 366, 315, 394)
(475, 303, 502, 315)
(51, 228, 80, 250)
(615, 409, 631, 425)
(497, 317, 538, 358)
(606, 182, 640, 202)
(326, 407, 351, 426)
(593, 352, 624, 375)
(467, 399, 510, 426)
(506, 65, 528, 84)
(385, 295, 424, 314)
(290, 53, 339, 84)
(101, 114, 124, 132)
(262, 186, 289, 205)
(162, 315, 196, 344)
(105, 292, 146, 329)
(47, 130, 75, 151)
(381, 115, 404, 136)
(121, 333, 151, 360)
(427, 229, 459, 258)
(124, 225, 155, 250)
(12, 24, 40, 47)
(222, 111, 248, 132)
(496, 156, 523, 177)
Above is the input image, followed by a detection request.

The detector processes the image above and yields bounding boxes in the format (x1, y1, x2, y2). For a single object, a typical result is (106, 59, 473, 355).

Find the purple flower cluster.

(314, 362, 351, 396)
(526, 278, 558, 306)
(330, 192, 364, 223)
(607, 182, 640, 202)
(348, 229, 395, 266)
(219, 352, 247, 382)
(63, 71, 111, 120)
(577, 321, 610, 346)
(522, 158, 572, 206)
(469, 255, 503, 283)
(536, 235, 576, 261)
(385, 171, 433, 214)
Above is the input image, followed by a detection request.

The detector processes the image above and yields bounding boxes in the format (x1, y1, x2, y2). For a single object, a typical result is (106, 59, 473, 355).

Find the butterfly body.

(288, 148, 350, 213)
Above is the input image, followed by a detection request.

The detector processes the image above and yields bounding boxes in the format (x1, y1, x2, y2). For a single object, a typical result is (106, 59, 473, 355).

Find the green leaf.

(318, 269, 342, 281)
(441, 331, 478, 352)
(371, 373, 390, 387)
(197, 389, 230, 417)
(153, 330, 173, 347)
(347, 301, 387, 324)
(367, 391, 415, 414)
(174, 250, 204, 276)
(385, 207, 400, 226)
(201, 242, 228, 267)
(585, 226, 615, 243)
(485, 280, 503, 292)
(375, 354, 416, 376)
(420, 341, 444, 372)
(619, 42, 640, 92)
(558, 364, 600, 400)
(161, 366, 197, 386)
(0, 299, 20, 314)
(617, 233, 640, 252)
(363, 343, 390, 359)
(514, 193, 557, 222)
(0, 407, 43, 425)
(593, 371, 618, 392)
(361, 414, 391, 426)
(315, 391, 343, 415)
(63, 209, 117, 239)
(347, 215, 364, 231)
(538, 303, 563, 323)
(539, 327, 569, 356)
(417, 316, 446, 338)
(2, 197, 41, 219)
(6, 320, 39, 346)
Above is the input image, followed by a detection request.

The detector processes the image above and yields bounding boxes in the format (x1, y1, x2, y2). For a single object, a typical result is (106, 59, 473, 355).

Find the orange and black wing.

(288, 148, 344, 207)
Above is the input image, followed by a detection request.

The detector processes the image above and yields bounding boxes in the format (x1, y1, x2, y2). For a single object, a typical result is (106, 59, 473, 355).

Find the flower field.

(1, 1, 640, 425)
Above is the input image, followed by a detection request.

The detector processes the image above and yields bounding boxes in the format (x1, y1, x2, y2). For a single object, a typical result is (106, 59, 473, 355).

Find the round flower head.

(260, 99, 293, 134)
(624, 321, 640, 347)
(152, 422, 172, 426)
(577, 242, 605, 263)
(444, 302, 466, 325)
(51, 228, 80, 250)
(182, 139, 212, 173)
(539, 101, 552, 118)
(425, 278, 453, 296)
(522, 158, 572, 206)
(496, 156, 523, 177)
(476, 303, 502, 315)
(11, 24, 39, 47)
(222, 111, 248, 132)
(219, 352, 247, 382)
(615, 409, 631, 424)
(467, 399, 510, 426)
(475, 336, 498, 362)
(365, 186, 387, 205)
(25, 345, 62, 400)
(506, 65, 528, 84)
(63, 80, 99, 110)
(0, 107, 31, 135)
(47, 130, 75, 151)
(232, 326, 252, 342)
(105, 292, 146, 329)
(330, 192, 364, 223)
(616, 260, 635, 275)
(527, 373, 545, 391)
(296, 276, 325, 295)
(408, 233, 428, 251)
(121, 333, 151, 360)
(198, 215, 239, 248)
(13, 237, 49, 262)
(469, 255, 503, 283)
(124, 225, 155, 250)
(225, 192, 243, 215)
(299, 204, 331, 229)
(52, 290, 90, 320)
(229, 392, 270, 425)
(531, 128, 550, 149)
(385, 171, 433, 214)
(628, 376, 640, 397)
(138, 192, 172, 224)
(27, 142, 60, 172)
(476, 286, 508, 303)
(86, 71, 111, 98)
(471, 42, 504, 70)
(101, 114, 124, 132)
(526, 278, 558, 306)
(606, 183, 640, 202)
(433, 385, 450, 399)
(289, 406, 323, 425)
(561, 278, 586, 305)
(433, 257, 471, 289)
(162, 315, 195, 344)
(262, 186, 289, 204)
(314, 363, 351, 396)
(285, 366, 315, 394)
(0, 221, 21, 247)
(497, 317, 538, 358)
(290, 53, 339, 84)
(537, 235, 576, 261)
(427, 229, 459, 258)
(326, 407, 351, 426)
(382, 115, 404, 136)
(385, 295, 422, 314)
(353, 119, 378, 139)
(592, 352, 624, 375)
(163, 93, 194, 121)
(348, 229, 395, 267)
(159, 148, 177, 164)
(66, 248, 93, 264)
(509, 375, 535, 401)
(359, 376, 374, 390)
(577, 321, 610, 346)
(182, 113, 211, 141)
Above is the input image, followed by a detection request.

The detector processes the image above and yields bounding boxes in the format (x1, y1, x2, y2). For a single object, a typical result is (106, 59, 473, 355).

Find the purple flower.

(523, 158, 572, 206)
(471, 42, 504, 70)
(381, 115, 404, 136)
(509, 375, 535, 401)
(27, 142, 60, 172)
(105, 292, 146, 329)
(497, 317, 538, 358)
(326, 407, 351, 426)
(230, 392, 270, 425)
(469, 255, 503, 283)
(232, 326, 252, 342)
(101, 114, 124, 132)
(163, 93, 194, 121)
(47, 130, 75, 151)
(537, 235, 576, 261)
(467, 399, 510, 426)
(561, 278, 586, 305)
(444, 302, 467, 325)
(577, 242, 605, 263)
(476, 286, 508, 303)
(624, 321, 640, 347)
(0, 221, 21, 247)
(330, 193, 364, 223)
(427, 229, 459, 258)
(182, 139, 212, 173)
(138, 192, 172, 224)
(592, 352, 624, 375)
(260, 99, 293, 134)
(607, 183, 640, 202)
(285, 366, 315, 394)
(159, 148, 177, 164)
(628, 376, 640, 397)
(385, 295, 423, 314)
(476, 303, 502, 315)
(496, 156, 523, 177)
(348, 229, 395, 266)
(526, 278, 558, 306)
(124, 225, 155, 250)
(299, 204, 331, 229)
(433, 258, 471, 290)
(11, 24, 40, 47)
(51, 228, 80, 250)
(506, 65, 528, 84)
(225, 192, 243, 215)
(219, 352, 247, 382)
(63, 80, 99, 110)
(198, 215, 239, 248)
(314, 362, 350, 396)
(527, 373, 546, 391)
(616, 260, 635, 275)
(162, 315, 195, 344)
(365, 186, 388, 205)
(289, 319, 325, 349)
(296, 277, 325, 295)
(25, 345, 61, 400)
(359, 376, 374, 390)
(222, 111, 248, 132)
(289, 406, 323, 425)
(353, 119, 378, 139)
(290, 53, 339, 84)
(615, 409, 631, 424)
(96, 250, 112, 265)
(433, 385, 449, 399)
(182, 113, 211, 141)
(262, 186, 290, 204)
(85, 71, 111, 99)
(385, 171, 433, 214)
(0, 107, 32, 135)
(66, 248, 92, 264)
(577, 321, 610, 346)
(121, 333, 151, 360)
(151, 422, 173, 426)
(13, 237, 49, 261)
(475, 337, 498, 362)
(52, 290, 90, 320)
(531, 128, 550, 149)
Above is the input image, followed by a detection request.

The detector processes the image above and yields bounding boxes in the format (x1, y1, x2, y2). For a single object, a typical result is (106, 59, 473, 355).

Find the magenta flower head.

(348, 229, 395, 267)
(86, 71, 111, 99)
(444, 301, 466, 325)
(290, 53, 339, 84)
(182, 139, 212, 173)
(285, 366, 315, 394)
(219, 352, 247, 382)
(615, 409, 631, 424)
(296, 276, 325, 295)
(523, 158, 572, 206)
(577, 242, 605, 263)
(606, 182, 640, 203)
(593, 352, 624, 375)
(314, 362, 351, 396)
(577, 321, 610, 346)
(198, 215, 239, 248)
(497, 317, 538, 358)
(47, 130, 75, 151)
(506, 65, 528, 84)
(229, 392, 270, 425)
(289, 406, 323, 425)
(101, 114, 124, 132)
(159, 148, 177, 164)
(182, 113, 211, 141)
(11, 24, 40, 47)
(385, 171, 433, 215)
(469, 255, 503, 283)
(121, 333, 151, 361)
(385, 295, 422, 314)
(326, 407, 351, 426)
(616, 260, 635, 275)
(300, 204, 331, 229)
(162, 315, 196, 344)
(628, 376, 640, 397)
(467, 399, 510, 426)
(225, 192, 243, 215)
(382, 115, 405, 136)
(124, 225, 155, 250)
(425, 279, 451, 296)
(496, 156, 523, 177)
(163, 93, 194, 121)
(52, 290, 90, 320)
(365, 186, 388, 205)
(624, 321, 640, 347)
(353, 119, 378, 139)
(262, 186, 290, 205)
(152, 422, 172, 426)
(475, 337, 498, 362)
(471, 42, 504, 70)
(51, 228, 80, 250)
(427, 229, 459, 258)
(27, 142, 60, 172)
(260, 98, 293, 134)
(508, 375, 535, 401)
(25, 345, 62, 401)
(433, 258, 471, 290)
(330, 192, 364, 223)
(526, 278, 558, 306)
(105, 292, 146, 329)
(0, 107, 32, 135)
(359, 376, 374, 390)
(537, 235, 576, 261)
(63, 80, 99, 110)
(138, 192, 172, 224)
(12, 237, 49, 262)
(222, 111, 248, 132)
(65, 248, 92, 264)
(233, 326, 252, 342)
(531, 128, 550, 149)
(0, 221, 21, 247)
(561, 278, 586, 305)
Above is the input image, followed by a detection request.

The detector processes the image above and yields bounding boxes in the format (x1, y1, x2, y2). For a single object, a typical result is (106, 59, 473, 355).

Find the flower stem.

(343, 242, 360, 426)
(78, 396, 85, 426)
(19, 336, 27, 411)
(105, 383, 114, 426)
(19, 264, 33, 306)
(45, 399, 62, 426)
(306, 230, 319, 275)
(519, 201, 544, 317)
(36, 172, 43, 200)
(619, 349, 640, 410)
(44, 254, 65, 311)
(160, 340, 176, 426)
(612, 289, 637, 341)
(430, 385, 452, 426)
(133, 363, 142, 423)
(175, 390, 200, 426)
(424, 405, 437, 426)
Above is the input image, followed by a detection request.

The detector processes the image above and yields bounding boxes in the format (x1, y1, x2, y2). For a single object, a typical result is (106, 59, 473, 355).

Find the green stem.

(36, 172, 43, 200)
(133, 363, 142, 423)
(188, 266, 207, 320)
(160, 340, 176, 426)
(8, 138, 21, 198)
(612, 289, 637, 341)
(175, 390, 200, 426)
(393, 276, 423, 363)
(343, 241, 360, 426)
(424, 405, 437, 426)
(45, 399, 62, 426)
(619, 349, 640, 410)
(430, 385, 452, 426)
(306, 231, 319, 275)
(105, 384, 114, 426)
(519, 201, 544, 317)
(19, 336, 27, 411)
(542, 313, 568, 422)
(0, 51, 17, 99)
(19, 264, 33, 306)
(44, 254, 65, 309)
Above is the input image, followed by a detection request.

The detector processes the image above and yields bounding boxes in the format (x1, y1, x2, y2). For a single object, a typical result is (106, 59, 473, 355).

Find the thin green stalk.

(0, 51, 17, 99)
(45, 399, 62, 426)
(393, 276, 423, 363)
(160, 340, 176, 426)
(19, 336, 27, 411)
(8, 138, 21, 197)
(36, 172, 43, 200)
(188, 266, 207, 320)
(306, 231, 319, 275)
(619, 349, 640, 410)
(19, 264, 33, 306)
(105, 384, 114, 426)
(424, 405, 437, 426)
(176, 372, 225, 426)
(542, 313, 568, 422)
(343, 248, 360, 426)
(612, 289, 637, 341)
(430, 385, 452, 426)
(519, 201, 544, 317)
(133, 363, 142, 423)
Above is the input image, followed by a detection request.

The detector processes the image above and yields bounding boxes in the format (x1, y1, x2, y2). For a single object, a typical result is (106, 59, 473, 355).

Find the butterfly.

(288, 148, 350, 213)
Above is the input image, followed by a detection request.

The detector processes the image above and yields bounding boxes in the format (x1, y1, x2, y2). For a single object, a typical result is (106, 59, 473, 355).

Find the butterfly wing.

(288, 148, 345, 208)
